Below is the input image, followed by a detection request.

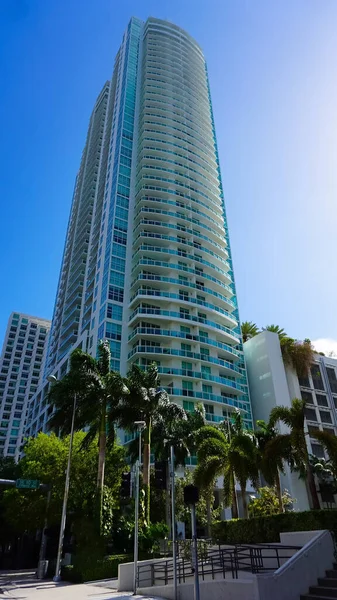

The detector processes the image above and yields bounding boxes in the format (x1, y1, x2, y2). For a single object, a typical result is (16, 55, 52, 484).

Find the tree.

(175, 470, 221, 536)
(48, 341, 129, 530)
(241, 321, 259, 343)
(255, 419, 293, 512)
(119, 362, 172, 523)
(195, 414, 259, 519)
(280, 338, 314, 378)
(151, 403, 206, 530)
(269, 398, 320, 509)
(248, 486, 295, 517)
(263, 324, 287, 340)
(311, 430, 337, 479)
(1, 432, 127, 537)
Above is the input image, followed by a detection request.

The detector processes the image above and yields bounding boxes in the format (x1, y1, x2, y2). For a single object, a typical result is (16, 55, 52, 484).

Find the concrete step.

(326, 571, 337, 579)
(309, 587, 337, 598)
(319, 579, 337, 588)
(301, 596, 337, 600)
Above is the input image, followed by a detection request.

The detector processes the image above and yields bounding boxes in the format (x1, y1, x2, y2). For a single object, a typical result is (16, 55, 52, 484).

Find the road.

(0, 570, 163, 600)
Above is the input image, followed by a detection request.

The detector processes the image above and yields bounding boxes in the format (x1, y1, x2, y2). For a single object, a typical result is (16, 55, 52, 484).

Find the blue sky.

(1, 0, 337, 350)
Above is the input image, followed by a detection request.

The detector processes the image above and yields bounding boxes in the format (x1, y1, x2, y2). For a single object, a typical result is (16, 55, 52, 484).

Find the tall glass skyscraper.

(27, 17, 252, 438)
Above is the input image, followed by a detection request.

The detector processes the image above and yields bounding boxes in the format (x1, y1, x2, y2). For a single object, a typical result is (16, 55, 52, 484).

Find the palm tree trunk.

(231, 471, 239, 519)
(306, 457, 320, 509)
(275, 470, 284, 513)
(97, 410, 106, 490)
(206, 494, 212, 538)
(165, 462, 171, 537)
(241, 484, 248, 519)
(143, 419, 151, 523)
(96, 404, 106, 534)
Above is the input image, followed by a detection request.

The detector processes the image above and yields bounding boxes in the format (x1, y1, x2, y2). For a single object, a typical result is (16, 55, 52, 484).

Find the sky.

(0, 0, 337, 352)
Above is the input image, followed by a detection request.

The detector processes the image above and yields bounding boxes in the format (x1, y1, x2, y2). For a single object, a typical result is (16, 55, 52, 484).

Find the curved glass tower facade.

(126, 18, 251, 428)
(26, 17, 252, 439)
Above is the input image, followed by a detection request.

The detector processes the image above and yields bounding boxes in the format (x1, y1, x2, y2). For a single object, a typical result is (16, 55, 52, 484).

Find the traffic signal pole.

(133, 420, 145, 595)
(170, 445, 178, 600)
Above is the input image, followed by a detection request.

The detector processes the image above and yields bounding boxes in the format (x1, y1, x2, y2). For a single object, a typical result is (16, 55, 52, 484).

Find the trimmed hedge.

(212, 510, 337, 545)
(61, 553, 133, 583)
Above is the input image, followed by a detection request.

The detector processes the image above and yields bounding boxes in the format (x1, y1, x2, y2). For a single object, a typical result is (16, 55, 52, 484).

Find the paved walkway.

(0, 571, 163, 600)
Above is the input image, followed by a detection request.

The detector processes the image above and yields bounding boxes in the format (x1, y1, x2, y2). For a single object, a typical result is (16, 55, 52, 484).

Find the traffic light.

(154, 461, 167, 490)
(184, 484, 199, 505)
(120, 472, 131, 498)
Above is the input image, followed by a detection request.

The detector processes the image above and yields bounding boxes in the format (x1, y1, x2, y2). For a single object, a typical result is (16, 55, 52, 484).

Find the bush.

(212, 509, 337, 545)
(61, 553, 133, 583)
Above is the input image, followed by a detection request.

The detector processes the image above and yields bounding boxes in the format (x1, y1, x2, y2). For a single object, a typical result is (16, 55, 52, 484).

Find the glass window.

(326, 367, 337, 394)
(182, 381, 193, 396)
(316, 394, 328, 407)
(301, 390, 313, 404)
(183, 400, 194, 412)
(304, 407, 317, 421)
(311, 444, 325, 459)
(320, 410, 332, 424)
(311, 365, 324, 391)
(202, 384, 212, 394)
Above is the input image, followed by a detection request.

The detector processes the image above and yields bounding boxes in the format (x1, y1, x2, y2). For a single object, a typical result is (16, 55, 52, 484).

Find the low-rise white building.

(243, 330, 337, 511)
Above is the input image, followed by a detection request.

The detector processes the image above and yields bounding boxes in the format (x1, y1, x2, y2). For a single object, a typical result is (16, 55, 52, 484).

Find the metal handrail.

(136, 543, 302, 587)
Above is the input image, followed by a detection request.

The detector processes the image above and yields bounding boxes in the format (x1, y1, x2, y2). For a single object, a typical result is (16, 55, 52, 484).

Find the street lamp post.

(133, 420, 145, 595)
(47, 375, 77, 582)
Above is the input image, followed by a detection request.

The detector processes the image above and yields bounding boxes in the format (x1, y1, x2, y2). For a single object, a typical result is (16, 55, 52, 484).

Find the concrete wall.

(257, 529, 334, 600)
(139, 577, 258, 600)
(244, 331, 310, 511)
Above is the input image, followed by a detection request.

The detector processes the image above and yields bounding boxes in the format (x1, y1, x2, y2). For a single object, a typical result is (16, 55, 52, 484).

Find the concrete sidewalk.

(0, 573, 164, 600)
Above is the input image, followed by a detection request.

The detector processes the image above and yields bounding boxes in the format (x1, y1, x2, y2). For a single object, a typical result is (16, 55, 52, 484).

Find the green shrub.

(212, 509, 337, 545)
(61, 553, 133, 583)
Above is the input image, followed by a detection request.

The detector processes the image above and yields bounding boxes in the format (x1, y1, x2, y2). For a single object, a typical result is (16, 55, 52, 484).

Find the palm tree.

(48, 341, 129, 528)
(241, 321, 259, 343)
(255, 419, 293, 512)
(311, 430, 337, 479)
(119, 362, 172, 523)
(150, 403, 205, 531)
(195, 413, 259, 519)
(263, 324, 288, 340)
(280, 338, 314, 378)
(269, 398, 320, 509)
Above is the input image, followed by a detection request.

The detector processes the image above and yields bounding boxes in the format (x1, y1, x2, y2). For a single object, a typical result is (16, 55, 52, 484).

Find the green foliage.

(47, 341, 129, 533)
(139, 522, 169, 554)
(248, 487, 295, 517)
(280, 337, 314, 378)
(0, 457, 20, 479)
(1, 432, 126, 534)
(263, 324, 288, 340)
(175, 470, 221, 533)
(195, 413, 259, 519)
(241, 321, 259, 342)
(212, 509, 337, 545)
(61, 554, 133, 583)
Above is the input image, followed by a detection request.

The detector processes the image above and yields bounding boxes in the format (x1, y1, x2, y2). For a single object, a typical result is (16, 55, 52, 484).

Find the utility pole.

(170, 445, 178, 600)
(133, 421, 145, 595)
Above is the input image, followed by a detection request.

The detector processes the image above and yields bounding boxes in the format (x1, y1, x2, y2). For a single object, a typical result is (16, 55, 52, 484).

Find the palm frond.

(194, 425, 227, 447)
(96, 340, 111, 377)
(197, 438, 227, 464)
(194, 456, 223, 489)
(269, 405, 293, 428)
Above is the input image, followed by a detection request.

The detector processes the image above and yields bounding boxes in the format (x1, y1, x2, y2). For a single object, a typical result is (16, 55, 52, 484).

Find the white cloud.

(312, 338, 337, 357)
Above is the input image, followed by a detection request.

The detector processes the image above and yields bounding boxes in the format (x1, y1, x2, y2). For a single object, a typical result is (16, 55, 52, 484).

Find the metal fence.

(137, 543, 301, 587)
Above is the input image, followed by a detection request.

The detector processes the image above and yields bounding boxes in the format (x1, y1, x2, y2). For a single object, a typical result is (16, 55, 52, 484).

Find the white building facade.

(26, 17, 252, 439)
(244, 330, 337, 511)
(0, 313, 50, 461)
